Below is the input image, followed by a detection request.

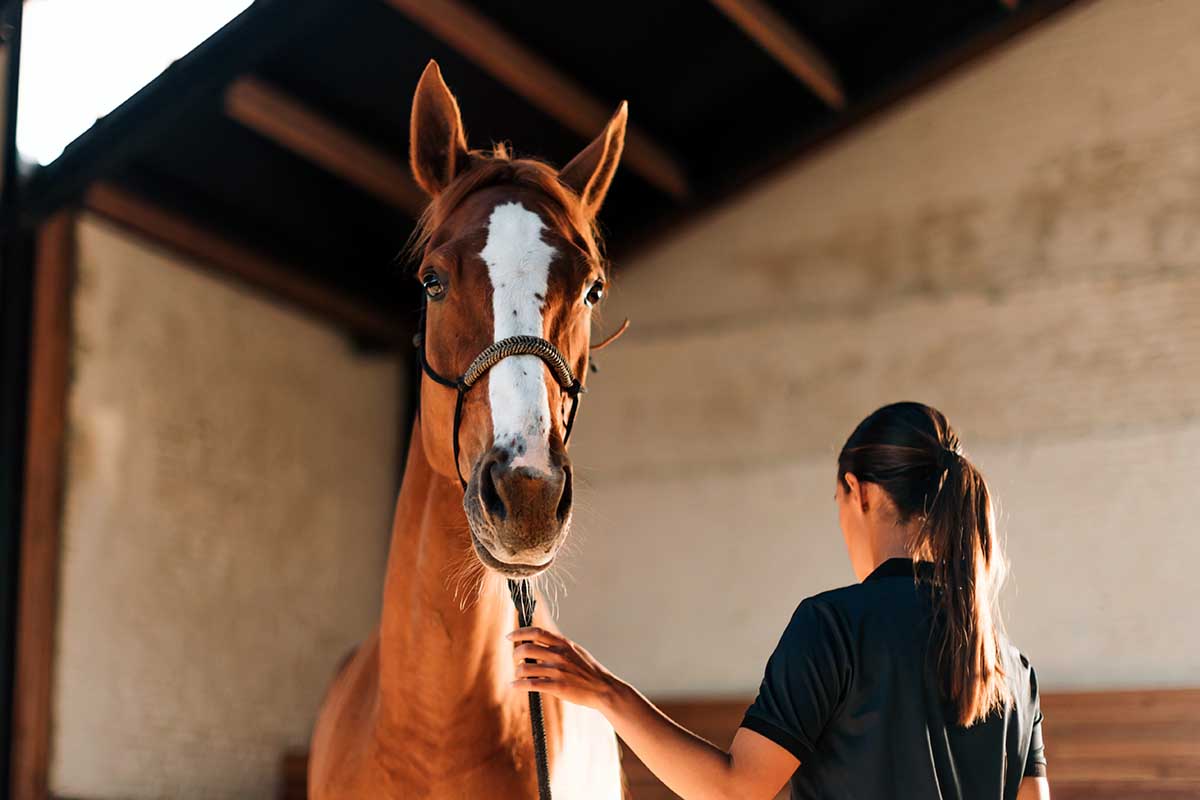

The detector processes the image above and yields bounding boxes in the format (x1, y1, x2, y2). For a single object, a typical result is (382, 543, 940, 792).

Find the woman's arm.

(1016, 776, 1050, 800)
(605, 682, 799, 800)
(509, 626, 798, 800)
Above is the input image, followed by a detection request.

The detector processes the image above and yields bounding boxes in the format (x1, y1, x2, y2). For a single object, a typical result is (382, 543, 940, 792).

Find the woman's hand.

(509, 627, 797, 800)
(507, 626, 622, 712)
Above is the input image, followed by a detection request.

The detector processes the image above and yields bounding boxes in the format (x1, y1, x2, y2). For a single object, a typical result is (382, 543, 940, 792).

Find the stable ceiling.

(19, 0, 1075, 333)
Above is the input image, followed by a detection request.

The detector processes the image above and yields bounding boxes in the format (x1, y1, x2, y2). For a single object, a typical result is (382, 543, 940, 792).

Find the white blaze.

(480, 202, 557, 474)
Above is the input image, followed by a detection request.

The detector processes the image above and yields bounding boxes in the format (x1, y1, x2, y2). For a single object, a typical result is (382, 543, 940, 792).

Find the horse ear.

(410, 60, 469, 197)
(559, 101, 627, 218)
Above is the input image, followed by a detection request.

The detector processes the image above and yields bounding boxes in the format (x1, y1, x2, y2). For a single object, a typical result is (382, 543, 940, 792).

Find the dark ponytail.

(837, 402, 1010, 727)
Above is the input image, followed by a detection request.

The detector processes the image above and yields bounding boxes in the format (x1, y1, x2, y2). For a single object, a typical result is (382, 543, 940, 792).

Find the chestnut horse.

(308, 61, 627, 798)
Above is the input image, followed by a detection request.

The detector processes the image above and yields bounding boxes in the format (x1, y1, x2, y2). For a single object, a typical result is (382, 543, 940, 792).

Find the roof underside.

(20, 0, 1075, 327)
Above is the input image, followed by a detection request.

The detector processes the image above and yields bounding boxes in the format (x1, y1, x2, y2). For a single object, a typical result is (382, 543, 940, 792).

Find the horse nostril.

(481, 461, 507, 521)
(555, 465, 573, 523)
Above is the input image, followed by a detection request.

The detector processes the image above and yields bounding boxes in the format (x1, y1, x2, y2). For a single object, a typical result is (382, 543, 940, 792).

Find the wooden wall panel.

(280, 689, 1200, 799)
(1040, 689, 1200, 785)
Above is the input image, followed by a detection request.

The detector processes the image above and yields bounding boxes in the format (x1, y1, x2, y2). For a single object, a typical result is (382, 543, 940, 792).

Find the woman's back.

(507, 403, 1049, 800)
(742, 558, 1046, 799)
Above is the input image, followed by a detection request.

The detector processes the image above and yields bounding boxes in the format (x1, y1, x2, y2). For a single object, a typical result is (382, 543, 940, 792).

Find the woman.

(510, 402, 1050, 799)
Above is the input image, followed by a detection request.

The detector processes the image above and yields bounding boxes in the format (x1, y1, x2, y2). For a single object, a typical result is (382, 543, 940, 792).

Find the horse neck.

(377, 417, 517, 730)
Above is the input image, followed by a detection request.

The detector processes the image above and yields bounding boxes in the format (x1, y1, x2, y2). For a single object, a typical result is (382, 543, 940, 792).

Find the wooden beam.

(709, 0, 846, 109)
(384, 0, 689, 199)
(83, 183, 405, 345)
(224, 77, 427, 218)
(11, 212, 74, 800)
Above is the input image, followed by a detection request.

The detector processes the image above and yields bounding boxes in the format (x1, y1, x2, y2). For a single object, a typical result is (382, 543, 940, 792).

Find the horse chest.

(549, 701, 624, 800)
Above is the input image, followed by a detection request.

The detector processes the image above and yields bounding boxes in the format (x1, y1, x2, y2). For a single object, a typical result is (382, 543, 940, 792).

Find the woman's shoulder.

(1003, 642, 1037, 676)
(801, 571, 928, 618)
(777, 579, 918, 649)
(793, 581, 872, 624)
(1001, 641, 1042, 709)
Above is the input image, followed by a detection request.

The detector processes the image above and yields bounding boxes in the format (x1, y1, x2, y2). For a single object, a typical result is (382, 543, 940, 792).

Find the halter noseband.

(415, 309, 585, 489)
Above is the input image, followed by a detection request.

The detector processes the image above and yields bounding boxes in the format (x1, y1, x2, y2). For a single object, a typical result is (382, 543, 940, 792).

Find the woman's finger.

(507, 626, 564, 647)
(511, 675, 604, 709)
(514, 661, 572, 681)
(512, 642, 565, 665)
(510, 676, 586, 704)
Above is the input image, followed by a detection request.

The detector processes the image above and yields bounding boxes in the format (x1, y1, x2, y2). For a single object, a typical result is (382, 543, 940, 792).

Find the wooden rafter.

(224, 77, 426, 217)
(384, 0, 689, 199)
(84, 183, 405, 345)
(709, 0, 846, 109)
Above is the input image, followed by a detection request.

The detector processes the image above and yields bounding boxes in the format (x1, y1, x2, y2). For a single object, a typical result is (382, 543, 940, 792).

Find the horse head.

(408, 60, 625, 579)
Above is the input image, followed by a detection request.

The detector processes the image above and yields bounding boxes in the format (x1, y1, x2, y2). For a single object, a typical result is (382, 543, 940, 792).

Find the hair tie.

(937, 446, 960, 471)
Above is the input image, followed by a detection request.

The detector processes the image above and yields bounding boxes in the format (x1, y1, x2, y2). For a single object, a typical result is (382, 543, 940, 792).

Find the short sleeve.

(740, 598, 851, 762)
(1024, 665, 1047, 777)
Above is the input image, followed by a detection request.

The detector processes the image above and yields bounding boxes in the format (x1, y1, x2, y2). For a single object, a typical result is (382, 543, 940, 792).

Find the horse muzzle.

(463, 445, 573, 578)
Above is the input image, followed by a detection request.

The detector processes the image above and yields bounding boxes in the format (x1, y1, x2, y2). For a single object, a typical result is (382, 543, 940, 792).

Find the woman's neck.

(854, 520, 918, 581)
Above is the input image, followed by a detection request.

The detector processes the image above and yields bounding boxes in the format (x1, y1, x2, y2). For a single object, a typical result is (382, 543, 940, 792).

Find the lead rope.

(509, 578, 552, 800)
(415, 301, 629, 800)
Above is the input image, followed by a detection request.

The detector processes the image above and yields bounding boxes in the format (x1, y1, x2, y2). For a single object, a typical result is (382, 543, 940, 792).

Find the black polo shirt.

(741, 558, 1046, 799)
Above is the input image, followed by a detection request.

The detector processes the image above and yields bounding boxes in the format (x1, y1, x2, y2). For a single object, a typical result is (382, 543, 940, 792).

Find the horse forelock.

(406, 146, 606, 272)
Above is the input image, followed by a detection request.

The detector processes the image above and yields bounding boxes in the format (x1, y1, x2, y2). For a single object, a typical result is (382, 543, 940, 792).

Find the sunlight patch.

(17, 0, 253, 166)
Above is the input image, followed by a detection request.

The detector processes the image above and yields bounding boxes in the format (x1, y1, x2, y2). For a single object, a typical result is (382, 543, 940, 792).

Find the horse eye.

(422, 273, 446, 300)
(584, 279, 604, 307)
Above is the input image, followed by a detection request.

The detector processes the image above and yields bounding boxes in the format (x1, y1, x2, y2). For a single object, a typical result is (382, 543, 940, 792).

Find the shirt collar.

(864, 557, 935, 583)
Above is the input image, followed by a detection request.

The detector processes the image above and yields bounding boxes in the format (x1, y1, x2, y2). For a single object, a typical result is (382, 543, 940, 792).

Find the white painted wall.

(50, 217, 400, 798)
(560, 0, 1200, 697)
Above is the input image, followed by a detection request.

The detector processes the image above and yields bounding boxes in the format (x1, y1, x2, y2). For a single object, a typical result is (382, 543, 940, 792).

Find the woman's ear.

(843, 472, 866, 513)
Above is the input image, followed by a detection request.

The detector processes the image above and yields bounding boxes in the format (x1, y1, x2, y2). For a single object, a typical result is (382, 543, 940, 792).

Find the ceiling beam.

(384, 0, 689, 199)
(709, 0, 846, 110)
(224, 77, 426, 218)
(84, 183, 405, 345)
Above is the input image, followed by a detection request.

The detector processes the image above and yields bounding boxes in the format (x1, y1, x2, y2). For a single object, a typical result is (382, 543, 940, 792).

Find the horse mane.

(406, 143, 606, 271)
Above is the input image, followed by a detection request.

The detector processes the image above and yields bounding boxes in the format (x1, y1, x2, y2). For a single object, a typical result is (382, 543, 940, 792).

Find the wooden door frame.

(9, 211, 73, 800)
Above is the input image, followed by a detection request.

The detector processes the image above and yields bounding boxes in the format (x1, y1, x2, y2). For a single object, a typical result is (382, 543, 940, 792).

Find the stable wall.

(48, 216, 399, 798)
(562, 0, 1200, 697)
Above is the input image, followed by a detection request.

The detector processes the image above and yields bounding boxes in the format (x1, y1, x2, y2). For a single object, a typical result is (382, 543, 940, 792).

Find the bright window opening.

(17, 0, 254, 166)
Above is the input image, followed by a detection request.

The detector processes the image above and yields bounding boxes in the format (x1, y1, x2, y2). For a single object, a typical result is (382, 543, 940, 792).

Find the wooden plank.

(1041, 687, 1200, 722)
(83, 183, 404, 345)
(629, 692, 1200, 797)
(10, 212, 74, 800)
(1053, 784, 1200, 800)
(225, 77, 426, 217)
(277, 688, 1200, 798)
(708, 0, 846, 109)
(384, 0, 689, 199)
